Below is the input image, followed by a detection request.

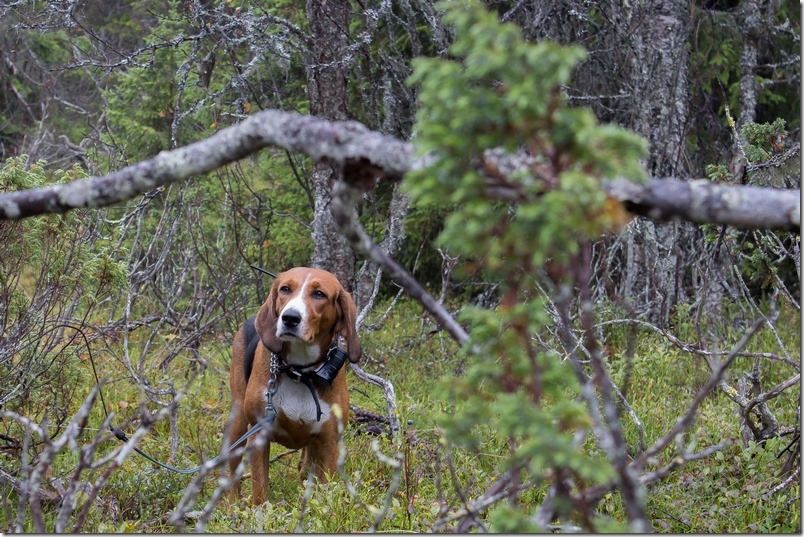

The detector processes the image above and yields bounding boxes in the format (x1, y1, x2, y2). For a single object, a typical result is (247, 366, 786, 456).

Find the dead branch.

(607, 175, 800, 231)
(633, 316, 769, 469)
(764, 465, 801, 499)
(331, 179, 471, 347)
(0, 110, 797, 232)
(598, 318, 800, 370)
(348, 362, 400, 439)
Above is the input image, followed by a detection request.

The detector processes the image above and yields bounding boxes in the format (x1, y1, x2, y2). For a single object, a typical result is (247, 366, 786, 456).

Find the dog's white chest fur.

(272, 379, 330, 433)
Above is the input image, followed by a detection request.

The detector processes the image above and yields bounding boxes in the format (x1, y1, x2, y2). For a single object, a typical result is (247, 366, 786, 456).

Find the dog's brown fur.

(228, 267, 361, 506)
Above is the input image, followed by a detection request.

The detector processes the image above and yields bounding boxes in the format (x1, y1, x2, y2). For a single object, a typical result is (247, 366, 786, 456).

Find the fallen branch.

(607, 175, 800, 232)
(0, 109, 798, 232)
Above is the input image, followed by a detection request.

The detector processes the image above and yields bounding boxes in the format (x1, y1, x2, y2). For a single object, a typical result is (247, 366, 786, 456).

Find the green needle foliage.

(407, 0, 646, 271)
(741, 118, 787, 166)
(405, 0, 649, 530)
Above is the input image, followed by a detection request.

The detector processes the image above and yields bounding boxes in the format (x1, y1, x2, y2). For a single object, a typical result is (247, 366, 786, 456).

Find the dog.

(227, 267, 362, 506)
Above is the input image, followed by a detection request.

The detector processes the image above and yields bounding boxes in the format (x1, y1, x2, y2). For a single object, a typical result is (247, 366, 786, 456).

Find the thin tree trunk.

(354, 184, 411, 309)
(737, 0, 762, 132)
(727, 0, 762, 180)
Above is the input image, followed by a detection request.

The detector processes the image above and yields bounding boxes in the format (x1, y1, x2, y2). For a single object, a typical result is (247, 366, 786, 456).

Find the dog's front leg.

(300, 437, 339, 484)
(227, 409, 249, 502)
(250, 440, 271, 506)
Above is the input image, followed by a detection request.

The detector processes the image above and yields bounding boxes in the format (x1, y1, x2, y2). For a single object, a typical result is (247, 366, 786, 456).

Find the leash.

(87, 264, 281, 474)
(89, 346, 276, 474)
(250, 264, 277, 278)
(271, 354, 323, 422)
(108, 416, 275, 474)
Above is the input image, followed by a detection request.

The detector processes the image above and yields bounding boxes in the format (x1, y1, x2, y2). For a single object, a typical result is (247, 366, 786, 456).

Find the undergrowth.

(2, 297, 798, 532)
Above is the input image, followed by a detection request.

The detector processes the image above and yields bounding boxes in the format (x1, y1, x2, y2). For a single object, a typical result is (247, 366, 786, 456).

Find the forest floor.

(3, 298, 800, 533)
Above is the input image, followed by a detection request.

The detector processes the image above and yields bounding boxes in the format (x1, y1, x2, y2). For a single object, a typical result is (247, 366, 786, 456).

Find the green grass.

(1, 299, 799, 532)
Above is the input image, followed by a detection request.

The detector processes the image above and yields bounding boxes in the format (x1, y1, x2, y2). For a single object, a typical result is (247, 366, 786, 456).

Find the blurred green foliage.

(741, 118, 786, 165)
(405, 1, 648, 529)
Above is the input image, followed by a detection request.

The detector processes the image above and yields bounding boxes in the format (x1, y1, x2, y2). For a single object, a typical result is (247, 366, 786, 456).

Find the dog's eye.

(279, 285, 291, 294)
(312, 289, 327, 300)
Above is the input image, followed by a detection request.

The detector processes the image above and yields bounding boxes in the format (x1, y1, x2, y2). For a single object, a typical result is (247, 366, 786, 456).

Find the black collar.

(275, 342, 340, 380)
(272, 342, 346, 422)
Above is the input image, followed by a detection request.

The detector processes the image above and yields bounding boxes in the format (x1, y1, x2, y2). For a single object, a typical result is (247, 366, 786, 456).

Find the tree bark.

(729, 0, 765, 179)
(737, 0, 763, 132)
(630, 0, 690, 178)
(306, 0, 355, 289)
(0, 110, 798, 232)
(621, 0, 700, 327)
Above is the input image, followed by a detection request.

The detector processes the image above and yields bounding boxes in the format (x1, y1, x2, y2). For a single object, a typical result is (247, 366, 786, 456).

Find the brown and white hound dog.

(228, 267, 361, 506)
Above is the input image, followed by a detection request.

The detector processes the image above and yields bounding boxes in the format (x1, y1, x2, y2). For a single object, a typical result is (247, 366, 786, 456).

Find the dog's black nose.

(281, 308, 302, 328)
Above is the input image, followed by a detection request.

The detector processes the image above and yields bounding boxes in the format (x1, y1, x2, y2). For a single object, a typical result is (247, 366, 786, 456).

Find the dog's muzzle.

(278, 308, 303, 339)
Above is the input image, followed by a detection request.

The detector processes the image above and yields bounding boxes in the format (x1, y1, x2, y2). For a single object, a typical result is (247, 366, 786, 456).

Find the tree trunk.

(352, 71, 414, 309)
(737, 0, 762, 132)
(630, 0, 690, 179)
(306, 0, 355, 290)
(354, 183, 411, 309)
(619, 0, 699, 327)
(730, 0, 765, 179)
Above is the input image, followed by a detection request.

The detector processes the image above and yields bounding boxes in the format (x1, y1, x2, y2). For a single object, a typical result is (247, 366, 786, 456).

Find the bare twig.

(764, 464, 801, 498)
(597, 318, 799, 370)
(367, 438, 404, 532)
(742, 373, 800, 440)
(447, 468, 534, 532)
(576, 242, 649, 532)
(356, 266, 384, 330)
(349, 362, 400, 438)
(638, 440, 732, 485)
(634, 316, 768, 469)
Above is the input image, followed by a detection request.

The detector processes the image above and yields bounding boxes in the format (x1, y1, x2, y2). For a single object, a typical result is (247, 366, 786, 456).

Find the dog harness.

(241, 315, 349, 422)
(268, 343, 348, 422)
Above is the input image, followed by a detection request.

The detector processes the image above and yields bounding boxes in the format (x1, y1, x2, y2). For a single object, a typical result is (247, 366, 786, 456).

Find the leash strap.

(300, 376, 323, 421)
(110, 413, 275, 475)
(276, 363, 324, 421)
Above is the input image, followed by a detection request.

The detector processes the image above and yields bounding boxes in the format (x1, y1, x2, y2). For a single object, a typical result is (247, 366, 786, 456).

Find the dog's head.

(254, 267, 362, 365)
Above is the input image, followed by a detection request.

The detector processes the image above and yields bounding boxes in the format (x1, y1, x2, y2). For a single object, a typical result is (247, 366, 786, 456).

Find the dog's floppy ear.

(254, 283, 284, 354)
(335, 289, 362, 363)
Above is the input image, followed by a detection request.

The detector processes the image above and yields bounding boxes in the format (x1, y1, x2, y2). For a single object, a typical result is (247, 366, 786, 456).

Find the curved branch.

(0, 110, 411, 219)
(330, 179, 471, 347)
(0, 109, 798, 232)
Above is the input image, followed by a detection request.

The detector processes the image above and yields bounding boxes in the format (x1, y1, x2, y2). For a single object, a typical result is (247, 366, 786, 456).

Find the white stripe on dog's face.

(270, 267, 346, 366)
(276, 273, 309, 339)
(276, 273, 321, 365)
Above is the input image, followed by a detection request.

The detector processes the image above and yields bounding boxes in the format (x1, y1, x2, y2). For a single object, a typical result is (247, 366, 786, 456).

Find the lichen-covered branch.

(0, 110, 411, 219)
(0, 109, 798, 232)
(607, 176, 800, 231)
